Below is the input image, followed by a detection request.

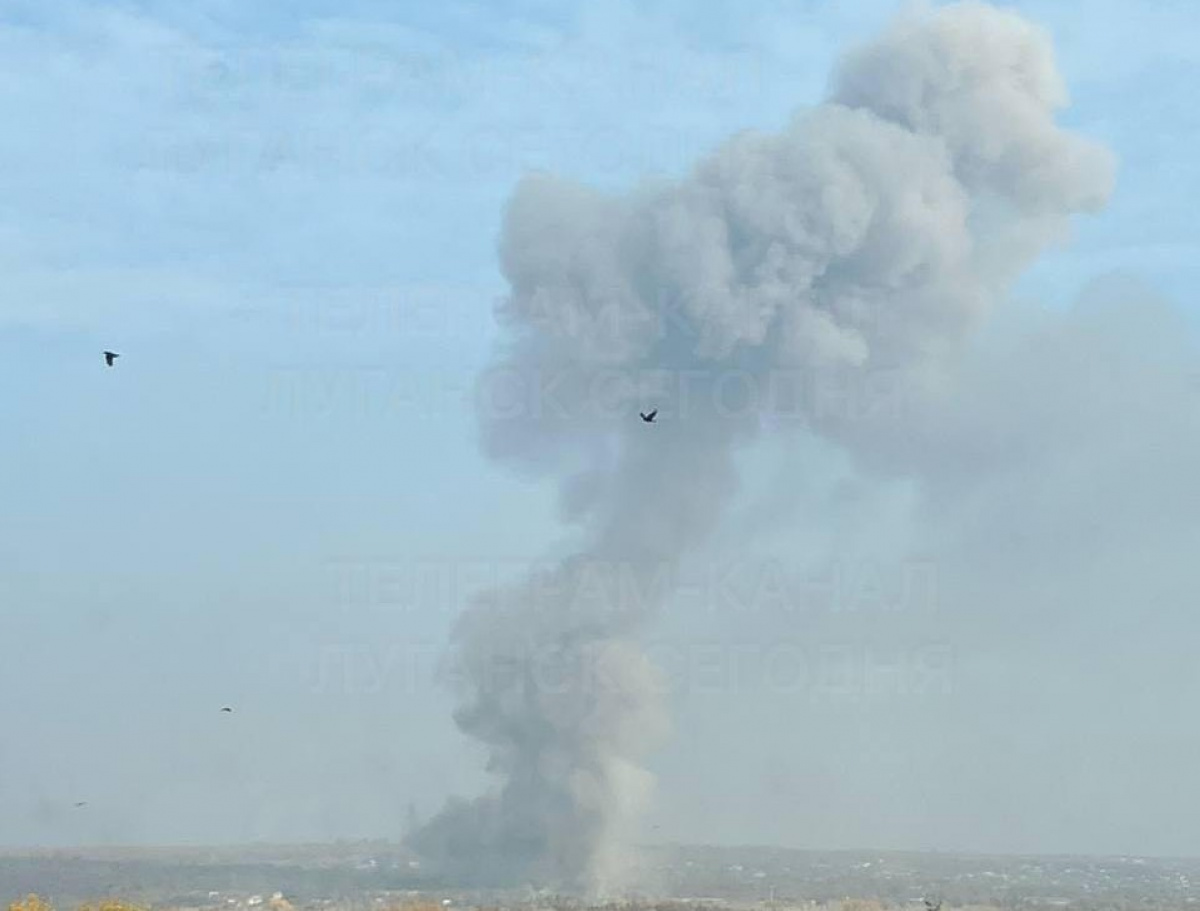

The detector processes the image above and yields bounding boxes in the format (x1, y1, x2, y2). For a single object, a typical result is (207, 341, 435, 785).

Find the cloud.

(414, 0, 1115, 891)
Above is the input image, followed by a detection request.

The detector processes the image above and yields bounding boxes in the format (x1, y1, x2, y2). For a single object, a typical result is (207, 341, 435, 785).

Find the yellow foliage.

(77, 900, 146, 911)
(9, 895, 54, 911)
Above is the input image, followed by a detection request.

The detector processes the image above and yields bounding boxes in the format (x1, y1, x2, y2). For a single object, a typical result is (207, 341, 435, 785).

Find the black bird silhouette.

(639, 409, 658, 423)
(103, 351, 120, 367)
(220, 706, 233, 713)
(73, 802, 87, 809)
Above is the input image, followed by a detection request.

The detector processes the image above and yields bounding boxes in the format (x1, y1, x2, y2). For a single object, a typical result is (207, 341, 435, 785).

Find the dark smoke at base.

(410, 0, 1114, 894)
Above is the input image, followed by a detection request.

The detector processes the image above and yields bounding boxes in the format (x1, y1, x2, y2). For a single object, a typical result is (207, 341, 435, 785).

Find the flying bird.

(639, 409, 657, 423)
(73, 801, 87, 809)
(220, 706, 233, 713)
(103, 351, 120, 367)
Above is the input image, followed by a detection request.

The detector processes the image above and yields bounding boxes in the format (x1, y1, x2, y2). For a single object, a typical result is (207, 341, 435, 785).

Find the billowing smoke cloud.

(411, 0, 1114, 892)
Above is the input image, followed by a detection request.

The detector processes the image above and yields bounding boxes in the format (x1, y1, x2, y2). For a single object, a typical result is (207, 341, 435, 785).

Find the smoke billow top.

(411, 0, 1115, 893)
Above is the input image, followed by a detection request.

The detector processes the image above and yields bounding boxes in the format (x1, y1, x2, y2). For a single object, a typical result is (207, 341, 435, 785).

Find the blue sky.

(3, 0, 1200, 854)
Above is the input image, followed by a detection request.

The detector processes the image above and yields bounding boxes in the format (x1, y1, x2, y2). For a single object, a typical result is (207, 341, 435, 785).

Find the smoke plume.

(411, 0, 1114, 892)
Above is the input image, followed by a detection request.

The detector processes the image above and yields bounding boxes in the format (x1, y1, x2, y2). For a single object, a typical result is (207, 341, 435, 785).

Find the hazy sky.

(3, 0, 1200, 858)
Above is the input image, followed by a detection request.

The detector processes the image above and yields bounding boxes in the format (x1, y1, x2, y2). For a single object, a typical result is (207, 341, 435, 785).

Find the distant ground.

(1, 843, 1196, 911)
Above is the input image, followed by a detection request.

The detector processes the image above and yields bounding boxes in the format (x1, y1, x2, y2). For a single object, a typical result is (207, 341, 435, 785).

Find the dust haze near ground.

(3, 842, 1199, 911)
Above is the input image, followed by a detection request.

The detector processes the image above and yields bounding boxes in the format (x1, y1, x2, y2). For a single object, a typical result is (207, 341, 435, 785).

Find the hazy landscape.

(3, 844, 1199, 911)
(5, 0, 1200, 908)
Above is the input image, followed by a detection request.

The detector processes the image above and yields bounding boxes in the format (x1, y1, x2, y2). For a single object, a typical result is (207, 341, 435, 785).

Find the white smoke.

(412, 0, 1114, 893)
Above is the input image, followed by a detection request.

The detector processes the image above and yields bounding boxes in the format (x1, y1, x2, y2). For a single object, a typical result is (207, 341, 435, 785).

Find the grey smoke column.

(412, 0, 1114, 892)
